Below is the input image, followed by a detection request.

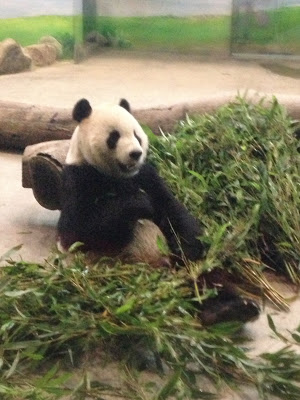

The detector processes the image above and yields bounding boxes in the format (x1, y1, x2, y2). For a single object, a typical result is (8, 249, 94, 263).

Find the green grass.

(0, 16, 74, 58)
(0, 14, 231, 57)
(90, 15, 231, 53)
(0, 16, 73, 47)
(1, 97, 300, 399)
(1, 8, 298, 57)
(232, 6, 300, 54)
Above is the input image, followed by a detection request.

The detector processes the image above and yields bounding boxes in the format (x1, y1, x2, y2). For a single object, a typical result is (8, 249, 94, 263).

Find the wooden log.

(0, 101, 75, 150)
(1, 92, 299, 151)
(0, 100, 187, 151)
(22, 140, 70, 188)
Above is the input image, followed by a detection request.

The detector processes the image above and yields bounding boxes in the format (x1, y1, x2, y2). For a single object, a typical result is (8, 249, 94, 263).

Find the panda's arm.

(58, 165, 155, 249)
(57, 165, 91, 240)
(136, 163, 205, 262)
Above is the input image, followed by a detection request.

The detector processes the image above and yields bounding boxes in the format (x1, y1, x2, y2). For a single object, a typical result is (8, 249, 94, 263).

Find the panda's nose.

(129, 150, 142, 161)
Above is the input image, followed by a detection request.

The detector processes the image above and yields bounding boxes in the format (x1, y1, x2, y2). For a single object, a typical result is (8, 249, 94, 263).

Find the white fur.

(66, 102, 148, 178)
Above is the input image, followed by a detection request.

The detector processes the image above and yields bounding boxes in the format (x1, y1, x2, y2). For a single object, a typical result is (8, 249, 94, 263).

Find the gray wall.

(96, 0, 232, 17)
(0, 0, 73, 18)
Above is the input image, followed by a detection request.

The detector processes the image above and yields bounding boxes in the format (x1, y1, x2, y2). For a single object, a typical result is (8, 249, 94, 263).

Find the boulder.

(24, 43, 57, 67)
(0, 38, 31, 75)
(39, 35, 63, 58)
(85, 31, 108, 47)
(85, 31, 108, 56)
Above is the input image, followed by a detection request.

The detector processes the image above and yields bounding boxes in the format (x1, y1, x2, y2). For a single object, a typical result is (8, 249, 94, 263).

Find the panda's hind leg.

(197, 269, 260, 325)
(120, 219, 171, 268)
(57, 220, 171, 269)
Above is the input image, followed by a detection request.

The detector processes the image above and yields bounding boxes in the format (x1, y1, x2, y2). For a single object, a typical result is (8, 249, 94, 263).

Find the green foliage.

(1, 97, 300, 399)
(149, 96, 300, 294)
(55, 32, 75, 59)
(0, 252, 300, 399)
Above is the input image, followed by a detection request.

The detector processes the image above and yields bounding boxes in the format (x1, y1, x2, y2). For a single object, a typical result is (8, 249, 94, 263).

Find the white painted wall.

(96, 0, 232, 17)
(0, 0, 73, 18)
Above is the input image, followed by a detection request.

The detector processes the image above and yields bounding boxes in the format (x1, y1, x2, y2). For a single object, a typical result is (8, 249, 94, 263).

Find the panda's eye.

(134, 131, 142, 145)
(107, 130, 120, 150)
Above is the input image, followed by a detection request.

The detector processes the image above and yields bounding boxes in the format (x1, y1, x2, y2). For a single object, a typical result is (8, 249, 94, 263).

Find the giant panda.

(57, 98, 259, 324)
(57, 98, 204, 266)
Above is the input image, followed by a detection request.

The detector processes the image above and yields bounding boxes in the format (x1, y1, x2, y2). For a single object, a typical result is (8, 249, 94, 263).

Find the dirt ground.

(0, 51, 299, 110)
(0, 51, 300, 399)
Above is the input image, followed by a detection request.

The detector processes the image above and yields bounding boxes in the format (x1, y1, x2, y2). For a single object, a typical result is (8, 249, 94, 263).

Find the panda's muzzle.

(129, 150, 142, 161)
(118, 160, 140, 175)
(117, 150, 143, 175)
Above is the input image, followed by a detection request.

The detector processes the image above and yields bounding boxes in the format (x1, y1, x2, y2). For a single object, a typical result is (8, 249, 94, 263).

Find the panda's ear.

(72, 99, 92, 122)
(119, 98, 131, 113)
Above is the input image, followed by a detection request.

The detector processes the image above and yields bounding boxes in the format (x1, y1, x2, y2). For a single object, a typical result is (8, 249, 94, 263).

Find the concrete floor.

(0, 51, 299, 109)
(0, 151, 60, 262)
(0, 51, 299, 398)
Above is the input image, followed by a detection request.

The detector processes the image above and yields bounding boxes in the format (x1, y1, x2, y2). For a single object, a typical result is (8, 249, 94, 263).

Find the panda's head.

(66, 98, 149, 178)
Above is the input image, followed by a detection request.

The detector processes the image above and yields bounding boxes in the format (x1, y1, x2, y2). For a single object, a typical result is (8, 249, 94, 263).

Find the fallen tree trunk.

(1, 92, 299, 151)
(0, 101, 75, 150)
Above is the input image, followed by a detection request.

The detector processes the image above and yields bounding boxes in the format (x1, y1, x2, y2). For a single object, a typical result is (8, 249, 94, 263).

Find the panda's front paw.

(182, 238, 206, 261)
(169, 236, 205, 264)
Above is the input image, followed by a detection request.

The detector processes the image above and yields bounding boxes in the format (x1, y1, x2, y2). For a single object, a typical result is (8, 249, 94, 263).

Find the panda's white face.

(66, 99, 149, 178)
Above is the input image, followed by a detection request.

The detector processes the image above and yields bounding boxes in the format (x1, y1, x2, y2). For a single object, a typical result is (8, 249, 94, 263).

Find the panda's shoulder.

(135, 163, 161, 184)
(62, 164, 106, 186)
(63, 163, 97, 177)
(63, 164, 136, 192)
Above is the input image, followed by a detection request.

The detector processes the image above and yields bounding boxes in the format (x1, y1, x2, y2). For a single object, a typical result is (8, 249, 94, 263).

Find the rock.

(106, 33, 118, 48)
(39, 35, 63, 58)
(24, 44, 57, 66)
(24, 43, 57, 67)
(85, 31, 108, 56)
(0, 38, 31, 75)
(85, 31, 108, 46)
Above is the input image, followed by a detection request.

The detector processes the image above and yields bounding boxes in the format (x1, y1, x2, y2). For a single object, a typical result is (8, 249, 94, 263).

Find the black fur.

(72, 99, 92, 122)
(58, 163, 204, 262)
(58, 164, 154, 253)
(135, 164, 204, 262)
(58, 159, 259, 325)
(134, 131, 142, 145)
(107, 130, 120, 150)
(119, 98, 131, 113)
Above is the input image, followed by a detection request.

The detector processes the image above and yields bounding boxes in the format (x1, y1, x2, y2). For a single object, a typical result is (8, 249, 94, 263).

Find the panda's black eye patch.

(107, 130, 120, 150)
(134, 131, 142, 145)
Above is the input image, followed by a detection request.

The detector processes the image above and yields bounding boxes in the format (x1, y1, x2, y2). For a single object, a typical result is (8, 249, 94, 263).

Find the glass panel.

(82, 0, 232, 57)
(231, 0, 300, 56)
